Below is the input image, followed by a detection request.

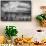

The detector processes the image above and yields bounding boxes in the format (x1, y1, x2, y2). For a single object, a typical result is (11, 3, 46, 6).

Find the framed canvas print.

(1, 0, 31, 21)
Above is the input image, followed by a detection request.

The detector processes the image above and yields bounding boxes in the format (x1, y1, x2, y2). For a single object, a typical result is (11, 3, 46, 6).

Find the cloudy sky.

(1, 1, 31, 12)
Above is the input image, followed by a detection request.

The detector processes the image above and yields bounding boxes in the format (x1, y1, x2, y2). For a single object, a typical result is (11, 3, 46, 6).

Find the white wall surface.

(0, 0, 46, 41)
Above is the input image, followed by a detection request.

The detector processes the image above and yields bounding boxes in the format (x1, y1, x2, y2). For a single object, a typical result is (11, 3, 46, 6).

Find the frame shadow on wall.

(1, 0, 31, 21)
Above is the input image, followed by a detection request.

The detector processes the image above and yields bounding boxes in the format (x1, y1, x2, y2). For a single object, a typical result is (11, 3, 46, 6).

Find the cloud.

(2, 2, 30, 12)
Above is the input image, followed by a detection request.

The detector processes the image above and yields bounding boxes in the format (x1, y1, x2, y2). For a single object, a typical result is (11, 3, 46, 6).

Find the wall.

(0, 0, 46, 39)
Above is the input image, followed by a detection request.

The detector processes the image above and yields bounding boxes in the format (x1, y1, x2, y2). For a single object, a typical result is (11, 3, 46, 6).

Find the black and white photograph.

(1, 1, 31, 21)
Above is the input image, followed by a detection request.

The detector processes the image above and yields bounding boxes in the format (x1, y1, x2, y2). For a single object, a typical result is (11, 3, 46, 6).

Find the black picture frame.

(1, 0, 31, 21)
